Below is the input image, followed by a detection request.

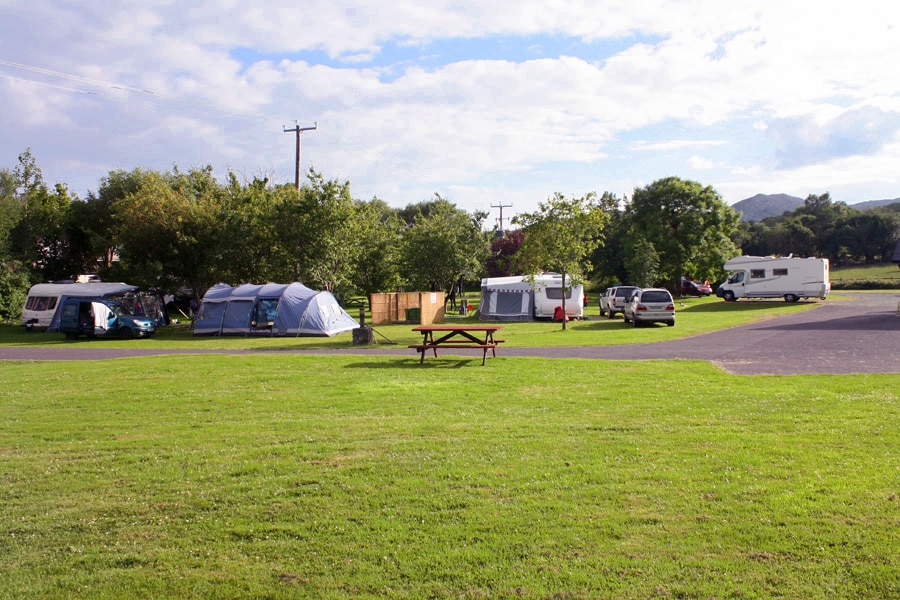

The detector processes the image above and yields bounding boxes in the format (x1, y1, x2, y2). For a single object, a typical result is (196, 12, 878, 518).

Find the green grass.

(3, 293, 830, 350)
(832, 263, 900, 288)
(1, 354, 899, 599)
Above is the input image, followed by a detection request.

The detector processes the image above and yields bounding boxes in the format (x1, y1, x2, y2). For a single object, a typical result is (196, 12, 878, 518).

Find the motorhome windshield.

(728, 272, 744, 284)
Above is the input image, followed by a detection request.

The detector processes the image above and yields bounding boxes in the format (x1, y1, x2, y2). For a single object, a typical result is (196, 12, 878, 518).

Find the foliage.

(0, 261, 30, 321)
(513, 192, 608, 328)
(351, 197, 404, 305)
(484, 228, 525, 277)
(399, 194, 488, 293)
(627, 177, 740, 290)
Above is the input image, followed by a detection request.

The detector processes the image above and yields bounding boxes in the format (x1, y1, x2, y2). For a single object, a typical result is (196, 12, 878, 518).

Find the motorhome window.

(773, 268, 788, 276)
(750, 269, 766, 279)
(545, 287, 572, 300)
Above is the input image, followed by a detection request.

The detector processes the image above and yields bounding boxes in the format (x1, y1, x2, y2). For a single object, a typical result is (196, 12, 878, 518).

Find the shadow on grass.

(677, 300, 815, 313)
(344, 358, 488, 369)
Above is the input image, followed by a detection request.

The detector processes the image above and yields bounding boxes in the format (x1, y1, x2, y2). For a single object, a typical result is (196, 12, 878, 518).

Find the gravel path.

(2, 292, 898, 375)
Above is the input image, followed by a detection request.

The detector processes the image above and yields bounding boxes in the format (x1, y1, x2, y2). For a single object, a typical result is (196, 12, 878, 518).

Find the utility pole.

(283, 121, 317, 190)
(491, 202, 513, 235)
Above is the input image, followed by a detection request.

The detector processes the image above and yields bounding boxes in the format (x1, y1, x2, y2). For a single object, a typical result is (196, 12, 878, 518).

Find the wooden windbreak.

(370, 291, 445, 325)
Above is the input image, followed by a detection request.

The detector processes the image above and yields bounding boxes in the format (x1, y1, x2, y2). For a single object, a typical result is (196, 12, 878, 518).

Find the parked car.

(59, 298, 156, 340)
(681, 278, 713, 296)
(606, 286, 639, 319)
(598, 287, 614, 316)
(622, 288, 675, 327)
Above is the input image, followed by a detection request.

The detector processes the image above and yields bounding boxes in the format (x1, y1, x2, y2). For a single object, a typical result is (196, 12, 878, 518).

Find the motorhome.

(716, 256, 830, 302)
(479, 273, 584, 321)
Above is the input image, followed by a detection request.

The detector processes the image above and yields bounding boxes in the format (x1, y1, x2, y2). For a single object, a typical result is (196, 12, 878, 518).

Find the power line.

(491, 202, 513, 234)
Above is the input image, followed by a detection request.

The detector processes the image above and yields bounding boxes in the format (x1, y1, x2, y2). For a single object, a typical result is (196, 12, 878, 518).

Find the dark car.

(59, 299, 156, 340)
(681, 279, 713, 296)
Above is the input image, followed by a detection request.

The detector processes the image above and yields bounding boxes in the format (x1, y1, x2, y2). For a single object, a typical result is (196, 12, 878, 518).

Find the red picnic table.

(408, 325, 504, 365)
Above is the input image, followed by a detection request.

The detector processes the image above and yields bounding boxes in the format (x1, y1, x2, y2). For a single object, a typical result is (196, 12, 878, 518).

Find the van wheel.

(784, 294, 799, 303)
(722, 291, 735, 302)
(119, 327, 134, 340)
(65, 333, 78, 341)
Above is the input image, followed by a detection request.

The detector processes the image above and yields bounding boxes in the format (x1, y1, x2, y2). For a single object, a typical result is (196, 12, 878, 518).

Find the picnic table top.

(411, 324, 503, 332)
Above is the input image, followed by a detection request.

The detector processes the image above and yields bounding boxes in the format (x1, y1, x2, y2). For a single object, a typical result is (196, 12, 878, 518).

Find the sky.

(2, 1, 900, 226)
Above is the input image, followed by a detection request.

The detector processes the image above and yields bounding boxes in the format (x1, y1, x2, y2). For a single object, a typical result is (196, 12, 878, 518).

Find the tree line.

(2, 149, 898, 322)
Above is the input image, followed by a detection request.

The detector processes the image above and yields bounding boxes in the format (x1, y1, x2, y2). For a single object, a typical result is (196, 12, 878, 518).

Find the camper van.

(479, 273, 584, 321)
(716, 256, 830, 302)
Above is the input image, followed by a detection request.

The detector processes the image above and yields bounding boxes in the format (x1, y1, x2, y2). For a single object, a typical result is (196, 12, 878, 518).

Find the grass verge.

(1, 354, 898, 598)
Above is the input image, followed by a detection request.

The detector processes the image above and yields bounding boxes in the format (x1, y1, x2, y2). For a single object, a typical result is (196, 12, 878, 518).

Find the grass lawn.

(1, 353, 899, 599)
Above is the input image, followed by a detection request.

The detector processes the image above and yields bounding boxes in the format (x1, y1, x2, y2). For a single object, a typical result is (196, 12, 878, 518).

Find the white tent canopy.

(193, 282, 358, 337)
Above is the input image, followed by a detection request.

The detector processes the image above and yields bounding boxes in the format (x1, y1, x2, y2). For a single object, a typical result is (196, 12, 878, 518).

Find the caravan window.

(545, 287, 572, 300)
(26, 296, 58, 311)
(750, 269, 766, 279)
(773, 268, 788, 276)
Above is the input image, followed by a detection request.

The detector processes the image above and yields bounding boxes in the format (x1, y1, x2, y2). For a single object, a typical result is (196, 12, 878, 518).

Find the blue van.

(59, 299, 156, 340)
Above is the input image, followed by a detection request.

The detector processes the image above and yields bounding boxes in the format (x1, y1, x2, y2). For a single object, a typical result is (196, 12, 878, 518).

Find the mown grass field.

(1, 290, 898, 598)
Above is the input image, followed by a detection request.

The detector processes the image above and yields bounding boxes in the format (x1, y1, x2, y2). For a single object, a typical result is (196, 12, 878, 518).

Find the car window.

(641, 291, 672, 303)
(615, 287, 637, 298)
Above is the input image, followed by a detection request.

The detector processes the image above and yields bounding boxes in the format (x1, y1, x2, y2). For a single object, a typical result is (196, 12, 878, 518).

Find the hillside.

(731, 194, 803, 222)
(732, 194, 900, 222)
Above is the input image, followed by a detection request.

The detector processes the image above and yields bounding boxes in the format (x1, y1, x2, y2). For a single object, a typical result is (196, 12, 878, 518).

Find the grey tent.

(193, 282, 358, 336)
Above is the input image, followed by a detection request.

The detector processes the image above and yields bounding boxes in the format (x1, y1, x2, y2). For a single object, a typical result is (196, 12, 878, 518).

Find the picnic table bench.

(409, 325, 504, 365)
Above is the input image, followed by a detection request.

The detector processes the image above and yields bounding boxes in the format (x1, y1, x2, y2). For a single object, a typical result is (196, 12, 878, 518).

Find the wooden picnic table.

(408, 325, 504, 365)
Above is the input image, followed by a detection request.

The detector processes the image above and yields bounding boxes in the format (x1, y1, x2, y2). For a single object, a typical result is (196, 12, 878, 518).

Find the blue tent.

(193, 282, 358, 337)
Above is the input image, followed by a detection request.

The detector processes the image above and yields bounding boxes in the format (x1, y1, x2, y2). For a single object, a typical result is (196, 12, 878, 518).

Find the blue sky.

(2, 1, 899, 222)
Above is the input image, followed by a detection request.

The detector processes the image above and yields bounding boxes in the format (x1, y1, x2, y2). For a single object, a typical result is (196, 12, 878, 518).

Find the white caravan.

(479, 273, 584, 321)
(716, 256, 830, 302)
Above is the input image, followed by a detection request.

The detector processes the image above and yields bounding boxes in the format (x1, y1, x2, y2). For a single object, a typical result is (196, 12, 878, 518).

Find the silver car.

(605, 286, 639, 319)
(622, 288, 675, 327)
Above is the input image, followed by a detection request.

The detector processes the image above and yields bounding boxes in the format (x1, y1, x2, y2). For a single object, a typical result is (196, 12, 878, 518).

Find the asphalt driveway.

(2, 292, 898, 375)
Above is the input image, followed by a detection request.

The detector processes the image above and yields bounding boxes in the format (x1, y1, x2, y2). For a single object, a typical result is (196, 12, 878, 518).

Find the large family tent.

(193, 282, 359, 337)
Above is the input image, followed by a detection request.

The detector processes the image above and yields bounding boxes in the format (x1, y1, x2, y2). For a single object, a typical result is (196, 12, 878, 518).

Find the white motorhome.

(479, 273, 584, 321)
(716, 256, 830, 302)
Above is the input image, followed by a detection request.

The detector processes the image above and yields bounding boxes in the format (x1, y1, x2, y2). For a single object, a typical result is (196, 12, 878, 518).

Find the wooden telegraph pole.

(283, 121, 317, 190)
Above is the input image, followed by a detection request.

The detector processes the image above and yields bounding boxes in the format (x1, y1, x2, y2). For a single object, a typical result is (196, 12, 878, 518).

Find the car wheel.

(65, 332, 78, 341)
(632, 317, 640, 327)
(723, 291, 735, 302)
(119, 327, 134, 340)
(784, 294, 799, 303)
(667, 320, 675, 327)
(608, 310, 615, 319)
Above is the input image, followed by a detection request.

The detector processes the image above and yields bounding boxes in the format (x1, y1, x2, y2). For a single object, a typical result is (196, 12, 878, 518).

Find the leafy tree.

(626, 177, 740, 291)
(112, 167, 223, 297)
(623, 235, 660, 288)
(0, 261, 31, 322)
(400, 194, 488, 294)
(9, 149, 76, 281)
(485, 229, 525, 277)
(273, 169, 360, 294)
(352, 198, 404, 307)
(0, 168, 21, 261)
(512, 192, 608, 329)
(588, 192, 629, 285)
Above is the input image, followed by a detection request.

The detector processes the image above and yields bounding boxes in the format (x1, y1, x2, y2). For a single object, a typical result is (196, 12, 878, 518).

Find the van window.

(750, 269, 766, 279)
(773, 268, 788, 276)
(728, 272, 744, 284)
(545, 287, 572, 300)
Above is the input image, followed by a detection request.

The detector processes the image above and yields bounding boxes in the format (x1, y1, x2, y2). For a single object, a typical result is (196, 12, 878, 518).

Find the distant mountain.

(731, 194, 804, 222)
(732, 194, 900, 222)
(850, 198, 900, 211)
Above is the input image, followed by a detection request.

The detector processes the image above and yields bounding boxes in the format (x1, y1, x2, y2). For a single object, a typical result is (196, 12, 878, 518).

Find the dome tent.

(193, 282, 358, 337)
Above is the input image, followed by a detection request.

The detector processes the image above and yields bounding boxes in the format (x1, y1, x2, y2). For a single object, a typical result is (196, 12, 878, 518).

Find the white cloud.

(1, 0, 899, 213)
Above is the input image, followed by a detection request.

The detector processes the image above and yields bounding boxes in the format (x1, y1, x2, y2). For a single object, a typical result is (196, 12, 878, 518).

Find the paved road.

(2, 292, 898, 375)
